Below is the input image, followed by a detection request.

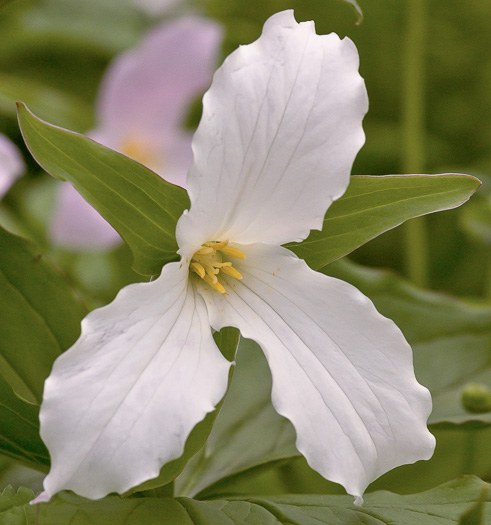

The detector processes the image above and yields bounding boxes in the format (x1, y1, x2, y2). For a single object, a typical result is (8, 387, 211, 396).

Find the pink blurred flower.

(0, 133, 24, 198)
(50, 17, 223, 249)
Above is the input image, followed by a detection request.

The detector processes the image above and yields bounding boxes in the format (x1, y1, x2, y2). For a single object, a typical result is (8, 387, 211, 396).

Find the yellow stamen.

(190, 262, 205, 278)
(190, 240, 245, 293)
(208, 240, 229, 250)
(221, 246, 246, 260)
(205, 269, 219, 283)
(203, 275, 226, 294)
(220, 265, 243, 280)
(195, 246, 214, 255)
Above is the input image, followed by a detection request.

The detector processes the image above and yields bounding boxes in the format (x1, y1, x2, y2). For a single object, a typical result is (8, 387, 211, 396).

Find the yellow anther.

(215, 262, 232, 268)
(208, 240, 229, 250)
(220, 265, 243, 280)
(204, 274, 226, 294)
(221, 246, 246, 260)
(190, 262, 205, 278)
(195, 246, 214, 255)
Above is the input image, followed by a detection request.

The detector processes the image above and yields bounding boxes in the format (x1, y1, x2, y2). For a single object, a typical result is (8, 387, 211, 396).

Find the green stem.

(402, 0, 429, 287)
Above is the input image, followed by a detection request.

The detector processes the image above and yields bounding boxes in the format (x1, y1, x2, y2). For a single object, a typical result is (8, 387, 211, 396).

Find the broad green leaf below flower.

(27, 477, 491, 525)
(17, 103, 190, 276)
(0, 486, 36, 525)
(288, 174, 481, 270)
(0, 226, 86, 403)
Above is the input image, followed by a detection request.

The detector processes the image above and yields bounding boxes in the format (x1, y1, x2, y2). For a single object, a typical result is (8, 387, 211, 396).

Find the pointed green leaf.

(0, 226, 86, 403)
(288, 174, 481, 270)
(17, 103, 190, 276)
(326, 260, 491, 427)
(31, 477, 490, 524)
(0, 375, 49, 470)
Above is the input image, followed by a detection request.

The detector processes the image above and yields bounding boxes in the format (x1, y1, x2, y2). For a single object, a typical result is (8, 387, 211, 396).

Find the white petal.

(198, 244, 435, 502)
(37, 262, 231, 501)
(91, 17, 222, 187)
(177, 10, 367, 250)
(0, 133, 24, 197)
(50, 183, 121, 249)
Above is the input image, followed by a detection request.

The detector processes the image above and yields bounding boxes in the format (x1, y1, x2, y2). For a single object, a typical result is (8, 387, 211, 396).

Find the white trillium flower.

(0, 133, 24, 198)
(34, 10, 435, 505)
(50, 16, 222, 248)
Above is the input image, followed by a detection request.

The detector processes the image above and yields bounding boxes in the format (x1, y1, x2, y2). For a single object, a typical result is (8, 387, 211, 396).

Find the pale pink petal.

(50, 184, 121, 249)
(0, 133, 24, 197)
(92, 16, 223, 176)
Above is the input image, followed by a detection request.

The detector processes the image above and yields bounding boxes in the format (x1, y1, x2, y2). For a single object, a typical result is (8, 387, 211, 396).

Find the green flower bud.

(461, 383, 491, 414)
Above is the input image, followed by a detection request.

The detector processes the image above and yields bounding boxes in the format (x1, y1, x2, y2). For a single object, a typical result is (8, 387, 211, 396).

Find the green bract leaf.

(288, 174, 481, 270)
(326, 260, 491, 427)
(17, 103, 190, 276)
(0, 226, 86, 403)
(0, 375, 49, 470)
(0, 486, 36, 525)
(31, 477, 490, 524)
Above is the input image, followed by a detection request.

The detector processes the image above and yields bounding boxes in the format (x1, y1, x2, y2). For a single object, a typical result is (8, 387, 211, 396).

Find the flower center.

(190, 241, 245, 294)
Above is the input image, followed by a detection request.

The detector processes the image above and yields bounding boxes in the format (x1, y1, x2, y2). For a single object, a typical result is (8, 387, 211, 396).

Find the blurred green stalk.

(402, 0, 429, 287)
